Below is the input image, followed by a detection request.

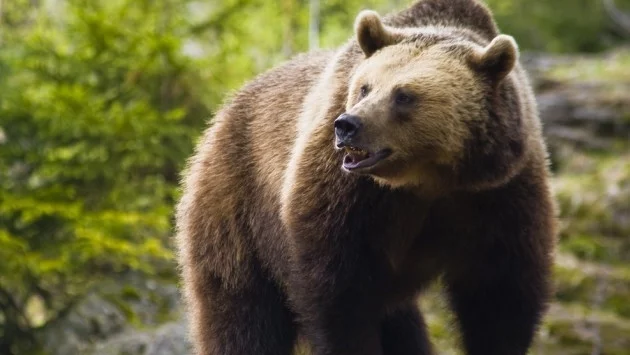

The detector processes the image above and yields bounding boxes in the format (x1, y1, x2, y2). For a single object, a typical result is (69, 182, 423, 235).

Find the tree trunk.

(309, 0, 319, 51)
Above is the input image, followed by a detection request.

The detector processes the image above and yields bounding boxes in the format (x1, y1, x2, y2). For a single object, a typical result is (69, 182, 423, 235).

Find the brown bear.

(175, 0, 556, 354)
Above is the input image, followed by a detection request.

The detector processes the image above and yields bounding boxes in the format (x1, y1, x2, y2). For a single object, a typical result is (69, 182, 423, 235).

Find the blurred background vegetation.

(0, 0, 629, 354)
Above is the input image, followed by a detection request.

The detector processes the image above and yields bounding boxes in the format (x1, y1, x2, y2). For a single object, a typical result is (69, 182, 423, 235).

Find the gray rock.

(91, 320, 190, 355)
(39, 293, 127, 355)
(37, 273, 186, 355)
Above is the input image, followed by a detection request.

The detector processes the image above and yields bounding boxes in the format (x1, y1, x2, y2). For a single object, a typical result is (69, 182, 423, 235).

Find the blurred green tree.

(0, 0, 210, 352)
(487, 0, 630, 52)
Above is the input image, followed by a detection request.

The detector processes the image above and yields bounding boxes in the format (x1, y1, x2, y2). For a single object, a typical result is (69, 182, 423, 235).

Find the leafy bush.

(0, 0, 210, 352)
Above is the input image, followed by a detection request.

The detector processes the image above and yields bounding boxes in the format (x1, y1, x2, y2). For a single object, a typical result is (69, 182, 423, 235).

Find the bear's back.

(209, 50, 332, 198)
(386, 0, 499, 40)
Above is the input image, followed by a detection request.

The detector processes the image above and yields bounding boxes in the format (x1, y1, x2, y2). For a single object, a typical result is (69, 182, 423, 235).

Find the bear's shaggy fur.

(175, 1, 556, 354)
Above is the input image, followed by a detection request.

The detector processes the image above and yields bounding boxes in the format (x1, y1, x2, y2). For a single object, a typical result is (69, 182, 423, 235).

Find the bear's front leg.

(381, 303, 433, 355)
(445, 247, 551, 355)
(443, 179, 555, 355)
(289, 241, 388, 355)
(283, 172, 395, 355)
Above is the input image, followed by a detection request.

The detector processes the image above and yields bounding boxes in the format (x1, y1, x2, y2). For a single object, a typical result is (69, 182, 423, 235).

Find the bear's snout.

(334, 113, 362, 146)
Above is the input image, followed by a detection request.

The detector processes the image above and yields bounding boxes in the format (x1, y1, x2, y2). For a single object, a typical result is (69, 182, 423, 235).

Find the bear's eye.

(359, 85, 370, 99)
(394, 91, 414, 105)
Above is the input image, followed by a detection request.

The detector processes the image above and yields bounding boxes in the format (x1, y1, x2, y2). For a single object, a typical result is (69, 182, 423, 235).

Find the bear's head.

(335, 10, 527, 194)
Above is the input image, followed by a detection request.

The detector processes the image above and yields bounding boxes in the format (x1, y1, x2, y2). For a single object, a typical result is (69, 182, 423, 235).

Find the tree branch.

(603, 0, 630, 36)
(189, 0, 249, 35)
(0, 286, 31, 330)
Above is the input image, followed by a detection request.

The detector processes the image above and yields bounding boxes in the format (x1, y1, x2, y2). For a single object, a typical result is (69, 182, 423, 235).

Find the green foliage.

(486, 0, 630, 52)
(0, 0, 209, 352)
(548, 50, 630, 82)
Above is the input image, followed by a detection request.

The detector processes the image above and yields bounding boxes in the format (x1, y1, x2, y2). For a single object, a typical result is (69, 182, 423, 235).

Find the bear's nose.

(334, 114, 362, 143)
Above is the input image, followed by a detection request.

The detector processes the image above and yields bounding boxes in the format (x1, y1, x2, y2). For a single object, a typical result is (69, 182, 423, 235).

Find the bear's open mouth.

(343, 146, 392, 171)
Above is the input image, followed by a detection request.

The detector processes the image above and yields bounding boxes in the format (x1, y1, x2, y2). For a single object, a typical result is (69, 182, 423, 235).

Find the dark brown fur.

(175, 1, 556, 354)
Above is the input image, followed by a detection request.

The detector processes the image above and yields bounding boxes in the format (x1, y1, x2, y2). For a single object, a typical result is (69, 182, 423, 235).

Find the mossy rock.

(536, 303, 630, 355)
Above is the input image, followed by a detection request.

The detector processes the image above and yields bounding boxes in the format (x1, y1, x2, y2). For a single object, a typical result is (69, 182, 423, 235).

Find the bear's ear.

(469, 35, 519, 82)
(355, 10, 402, 57)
